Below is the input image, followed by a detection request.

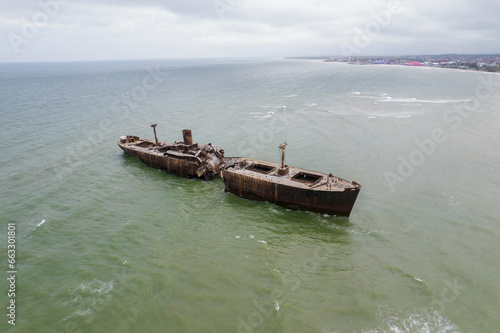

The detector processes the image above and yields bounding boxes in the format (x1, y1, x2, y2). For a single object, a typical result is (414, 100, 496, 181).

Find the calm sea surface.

(1, 58, 499, 332)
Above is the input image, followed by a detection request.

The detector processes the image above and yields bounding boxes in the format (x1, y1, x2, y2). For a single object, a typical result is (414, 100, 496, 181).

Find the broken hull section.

(118, 132, 225, 179)
(119, 143, 205, 178)
(221, 159, 361, 216)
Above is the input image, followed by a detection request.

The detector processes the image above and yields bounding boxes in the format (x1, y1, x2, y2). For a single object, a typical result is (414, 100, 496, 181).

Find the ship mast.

(151, 123, 159, 146)
(277, 142, 289, 175)
(278, 142, 287, 168)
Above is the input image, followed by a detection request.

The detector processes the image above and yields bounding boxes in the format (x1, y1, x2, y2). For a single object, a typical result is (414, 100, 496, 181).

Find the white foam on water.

(67, 295, 83, 305)
(32, 219, 46, 231)
(63, 280, 114, 321)
(258, 240, 267, 244)
(248, 235, 254, 239)
(269, 207, 283, 215)
(73, 308, 93, 317)
(235, 235, 241, 239)
(368, 112, 417, 119)
(377, 96, 473, 104)
(285, 94, 297, 97)
(259, 104, 286, 109)
(350, 91, 361, 95)
(73, 280, 114, 295)
(366, 307, 461, 333)
(274, 301, 280, 311)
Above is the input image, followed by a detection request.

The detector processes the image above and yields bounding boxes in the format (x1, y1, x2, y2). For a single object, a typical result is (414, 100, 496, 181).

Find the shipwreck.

(221, 143, 361, 216)
(118, 125, 361, 216)
(118, 125, 225, 180)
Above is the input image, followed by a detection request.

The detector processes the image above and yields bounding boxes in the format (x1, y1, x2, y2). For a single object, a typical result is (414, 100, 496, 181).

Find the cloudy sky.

(1, 0, 499, 62)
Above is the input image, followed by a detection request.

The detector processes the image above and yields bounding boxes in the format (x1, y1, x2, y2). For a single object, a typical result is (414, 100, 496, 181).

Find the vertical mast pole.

(278, 142, 287, 168)
(151, 123, 159, 146)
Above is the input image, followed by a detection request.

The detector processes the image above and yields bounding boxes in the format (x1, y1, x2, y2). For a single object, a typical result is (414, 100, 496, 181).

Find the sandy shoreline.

(319, 59, 500, 74)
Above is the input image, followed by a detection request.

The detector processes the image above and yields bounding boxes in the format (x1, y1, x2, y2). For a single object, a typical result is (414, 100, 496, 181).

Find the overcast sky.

(1, 0, 499, 62)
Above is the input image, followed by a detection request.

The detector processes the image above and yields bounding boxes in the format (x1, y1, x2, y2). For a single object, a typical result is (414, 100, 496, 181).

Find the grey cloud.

(0, 0, 218, 19)
(1, 0, 499, 62)
(73, 0, 218, 18)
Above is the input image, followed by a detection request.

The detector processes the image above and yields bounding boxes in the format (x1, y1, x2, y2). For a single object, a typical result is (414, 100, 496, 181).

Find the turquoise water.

(1, 59, 500, 332)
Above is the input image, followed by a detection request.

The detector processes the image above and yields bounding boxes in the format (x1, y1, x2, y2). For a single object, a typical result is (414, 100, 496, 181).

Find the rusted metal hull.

(119, 141, 204, 178)
(118, 131, 225, 180)
(221, 158, 361, 216)
(117, 127, 362, 216)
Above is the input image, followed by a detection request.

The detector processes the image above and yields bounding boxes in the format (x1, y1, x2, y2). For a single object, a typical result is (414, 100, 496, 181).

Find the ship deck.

(119, 138, 198, 159)
(224, 158, 359, 192)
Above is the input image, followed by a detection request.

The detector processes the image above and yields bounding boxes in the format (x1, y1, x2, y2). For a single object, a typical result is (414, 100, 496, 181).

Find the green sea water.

(1, 59, 499, 332)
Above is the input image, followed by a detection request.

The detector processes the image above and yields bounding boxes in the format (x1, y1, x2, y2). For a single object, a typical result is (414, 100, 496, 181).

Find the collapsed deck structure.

(118, 125, 225, 180)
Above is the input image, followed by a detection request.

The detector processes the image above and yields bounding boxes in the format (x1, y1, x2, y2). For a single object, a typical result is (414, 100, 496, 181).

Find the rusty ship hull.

(221, 158, 361, 216)
(118, 129, 225, 180)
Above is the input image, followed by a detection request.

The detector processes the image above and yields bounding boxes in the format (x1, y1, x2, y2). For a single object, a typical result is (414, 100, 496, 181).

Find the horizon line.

(2, 53, 500, 64)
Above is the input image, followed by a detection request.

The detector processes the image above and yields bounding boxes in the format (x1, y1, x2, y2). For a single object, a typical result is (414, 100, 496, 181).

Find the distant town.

(287, 54, 500, 72)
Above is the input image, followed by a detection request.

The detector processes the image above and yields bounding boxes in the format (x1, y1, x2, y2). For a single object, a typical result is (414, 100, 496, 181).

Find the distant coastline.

(286, 54, 500, 73)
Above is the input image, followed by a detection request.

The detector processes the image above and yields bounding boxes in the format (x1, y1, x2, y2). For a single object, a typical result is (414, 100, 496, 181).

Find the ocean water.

(1, 58, 499, 332)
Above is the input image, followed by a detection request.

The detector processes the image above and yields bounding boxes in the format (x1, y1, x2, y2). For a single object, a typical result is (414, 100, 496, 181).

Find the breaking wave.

(62, 280, 114, 321)
(376, 97, 473, 104)
(365, 307, 461, 333)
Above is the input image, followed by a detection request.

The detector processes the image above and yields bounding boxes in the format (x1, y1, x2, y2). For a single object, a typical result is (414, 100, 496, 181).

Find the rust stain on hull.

(221, 158, 361, 216)
(117, 129, 225, 180)
(118, 127, 361, 216)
